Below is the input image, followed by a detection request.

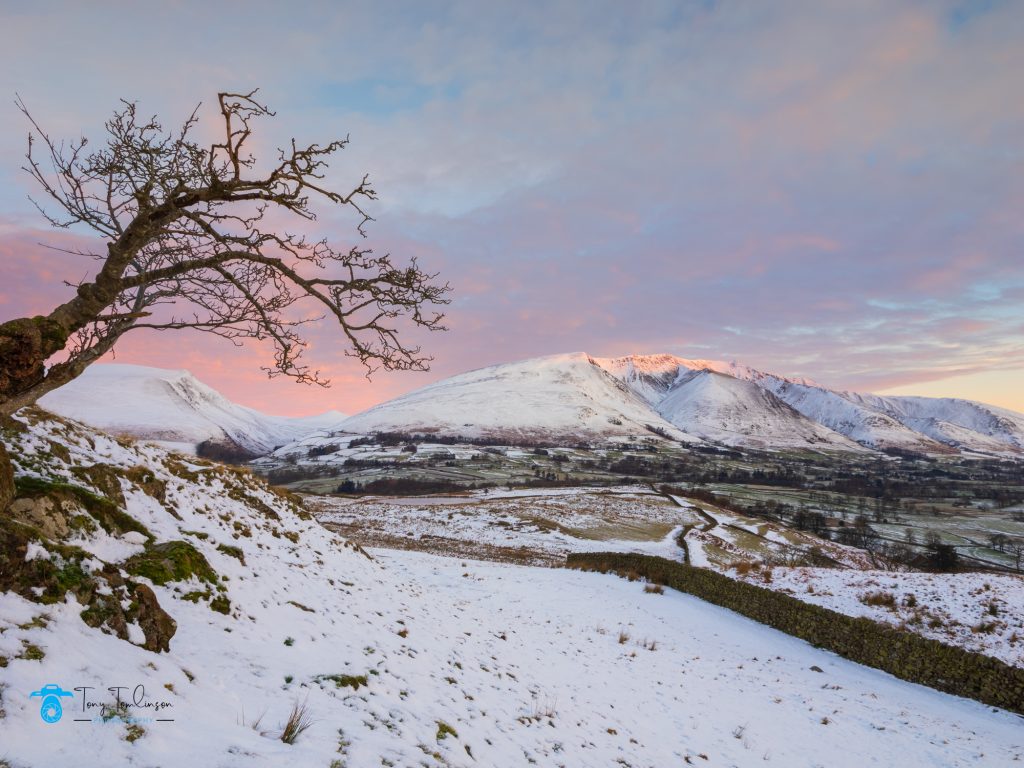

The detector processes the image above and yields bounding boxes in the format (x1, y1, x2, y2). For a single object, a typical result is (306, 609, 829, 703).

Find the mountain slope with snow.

(654, 369, 865, 450)
(596, 354, 1024, 455)
(39, 364, 344, 455)
(337, 352, 696, 443)
(0, 412, 1020, 766)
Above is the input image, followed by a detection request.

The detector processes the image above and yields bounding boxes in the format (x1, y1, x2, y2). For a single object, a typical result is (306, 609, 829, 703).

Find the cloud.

(1, 0, 1022, 414)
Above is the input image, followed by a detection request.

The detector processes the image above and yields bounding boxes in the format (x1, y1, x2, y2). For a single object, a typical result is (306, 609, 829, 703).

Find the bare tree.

(0, 90, 450, 509)
(0, 90, 450, 419)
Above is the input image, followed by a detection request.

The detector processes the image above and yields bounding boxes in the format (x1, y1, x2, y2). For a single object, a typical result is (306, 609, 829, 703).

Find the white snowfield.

(39, 363, 345, 454)
(1, 415, 1021, 767)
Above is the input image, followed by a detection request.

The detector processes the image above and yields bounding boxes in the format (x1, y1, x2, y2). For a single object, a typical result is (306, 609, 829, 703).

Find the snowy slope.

(39, 364, 345, 455)
(337, 352, 696, 443)
(0, 414, 1020, 767)
(851, 393, 1024, 454)
(596, 353, 1024, 455)
(756, 378, 951, 453)
(655, 369, 864, 451)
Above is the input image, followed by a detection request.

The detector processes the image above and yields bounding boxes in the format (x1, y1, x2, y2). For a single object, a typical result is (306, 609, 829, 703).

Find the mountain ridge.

(335, 351, 1024, 456)
(39, 363, 345, 455)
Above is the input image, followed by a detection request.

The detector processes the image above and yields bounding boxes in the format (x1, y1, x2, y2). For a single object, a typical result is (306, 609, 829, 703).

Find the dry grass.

(280, 697, 314, 745)
(860, 590, 897, 608)
(643, 583, 664, 595)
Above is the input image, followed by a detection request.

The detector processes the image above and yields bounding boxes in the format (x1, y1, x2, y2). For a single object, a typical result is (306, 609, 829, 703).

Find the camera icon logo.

(29, 684, 75, 723)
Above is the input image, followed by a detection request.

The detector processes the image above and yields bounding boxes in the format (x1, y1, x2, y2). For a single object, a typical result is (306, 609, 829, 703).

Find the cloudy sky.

(1, 0, 1022, 415)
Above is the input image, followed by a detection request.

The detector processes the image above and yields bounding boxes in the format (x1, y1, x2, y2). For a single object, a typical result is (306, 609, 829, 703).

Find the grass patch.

(124, 541, 218, 586)
(436, 720, 458, 741)
(315, 673, 368, 691)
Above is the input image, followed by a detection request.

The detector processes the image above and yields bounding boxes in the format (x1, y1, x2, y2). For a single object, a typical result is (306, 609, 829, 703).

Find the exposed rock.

(131, 584, 177, 653)
(7, 495, 71, 539)
(0, 442, 13, 512)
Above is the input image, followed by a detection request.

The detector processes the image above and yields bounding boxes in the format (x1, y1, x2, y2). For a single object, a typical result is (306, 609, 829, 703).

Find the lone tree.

(0, 90, 449, 506)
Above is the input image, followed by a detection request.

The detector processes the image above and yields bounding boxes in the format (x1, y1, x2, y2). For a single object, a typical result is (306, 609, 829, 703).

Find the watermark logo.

(29, 684, 74, 724)
(28, 683, 175, 726)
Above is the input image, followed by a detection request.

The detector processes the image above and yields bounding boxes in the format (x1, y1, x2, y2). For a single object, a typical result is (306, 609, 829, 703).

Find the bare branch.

(1, 89, 450, 415)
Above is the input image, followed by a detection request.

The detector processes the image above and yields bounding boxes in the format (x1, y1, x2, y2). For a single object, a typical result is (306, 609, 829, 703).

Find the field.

(310, 485, 1024, 665)
(255, 428, 1024, 570)
(310, 486, 701, 566)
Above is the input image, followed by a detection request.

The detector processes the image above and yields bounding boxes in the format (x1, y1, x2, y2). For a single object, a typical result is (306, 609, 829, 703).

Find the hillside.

(337, 352, 695, 443)
(654, 369, 864, 451)
(596, 353, 1024, 455)
(0, 411, 1020, 766)
(39, 364, 344, 456)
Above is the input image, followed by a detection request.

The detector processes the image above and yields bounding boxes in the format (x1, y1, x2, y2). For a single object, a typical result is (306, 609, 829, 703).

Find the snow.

(594, 353, 1024, 455)
(654, 369, 863, 451)
(2, 414, 1022, 766)
(23, 542, 50, 562)
(39, 363, 345, 455)
(336, 352, 696, 443)
(734, 566, 1024, 667)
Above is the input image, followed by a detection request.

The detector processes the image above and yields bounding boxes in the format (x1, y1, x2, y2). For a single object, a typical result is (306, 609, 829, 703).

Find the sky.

(0, 0, 1022, 416)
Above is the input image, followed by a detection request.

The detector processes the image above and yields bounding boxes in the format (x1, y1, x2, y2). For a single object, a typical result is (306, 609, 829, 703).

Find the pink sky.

(1, 1, 1022, 416)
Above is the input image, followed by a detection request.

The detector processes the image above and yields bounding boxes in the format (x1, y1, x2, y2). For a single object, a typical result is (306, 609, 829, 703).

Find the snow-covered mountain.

(39, 363, 344, 455)
(39, 356, 1024, 458)
(329, 351, 1024, 455)
(653, 369, 865, 451)
(595, 354, 1024, 456)
(337, 352, 695, 443)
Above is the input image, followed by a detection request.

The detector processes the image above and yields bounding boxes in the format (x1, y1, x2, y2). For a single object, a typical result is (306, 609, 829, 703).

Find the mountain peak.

(39, 363, 346, 455)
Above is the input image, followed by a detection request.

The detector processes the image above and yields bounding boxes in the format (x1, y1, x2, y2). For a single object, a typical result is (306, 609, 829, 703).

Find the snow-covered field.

(312, 487, 701, 565)
(315, 486, 1024, 666)
(2, 414, 1022, 767)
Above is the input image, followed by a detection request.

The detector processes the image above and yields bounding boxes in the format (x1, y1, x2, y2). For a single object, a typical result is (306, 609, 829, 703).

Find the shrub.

(436, 720, 458, 741)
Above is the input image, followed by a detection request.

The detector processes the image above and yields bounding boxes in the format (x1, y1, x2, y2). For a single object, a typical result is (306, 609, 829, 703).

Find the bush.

(567, 552, 1024, 715)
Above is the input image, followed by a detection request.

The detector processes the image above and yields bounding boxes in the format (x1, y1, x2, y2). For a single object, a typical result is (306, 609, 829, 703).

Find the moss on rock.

(124, 540, 218, 586)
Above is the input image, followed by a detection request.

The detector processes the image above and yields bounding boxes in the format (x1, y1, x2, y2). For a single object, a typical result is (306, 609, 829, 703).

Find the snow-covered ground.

(2, 414, 1022, 766)
(317, 487, 1024, 667)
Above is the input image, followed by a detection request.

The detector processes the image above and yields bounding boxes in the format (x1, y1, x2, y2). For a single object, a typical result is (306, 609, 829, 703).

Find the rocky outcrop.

(0, 443, 13, 512)
(132, 584, 177, 652)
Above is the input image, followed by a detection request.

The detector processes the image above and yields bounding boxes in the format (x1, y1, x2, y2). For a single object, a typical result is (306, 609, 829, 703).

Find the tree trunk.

(0, 316, 63, 415)
(0, 304, 126, 419)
